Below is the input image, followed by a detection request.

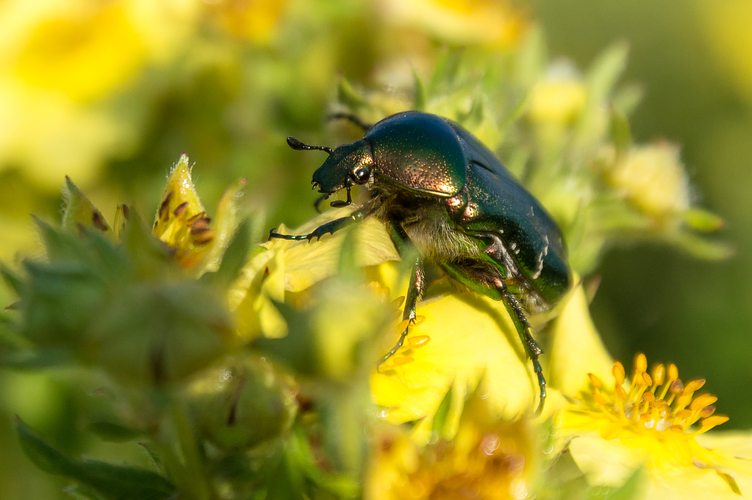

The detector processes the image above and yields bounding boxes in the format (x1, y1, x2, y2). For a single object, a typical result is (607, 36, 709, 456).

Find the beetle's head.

(287, 137, 373, 194)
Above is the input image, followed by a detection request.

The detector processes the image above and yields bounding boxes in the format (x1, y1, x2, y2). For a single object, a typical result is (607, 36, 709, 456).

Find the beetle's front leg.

(268, 209, 366, 242)
(378, 220, 425, 367)
(440, 261, 547, 414)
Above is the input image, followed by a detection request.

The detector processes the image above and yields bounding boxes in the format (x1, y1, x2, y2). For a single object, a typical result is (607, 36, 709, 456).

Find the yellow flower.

(203, 0, 288, 44)
(366, 391, 541, 500)
(242, 208, 613, 438)
(379, 0, 526, 48)
(528, 63, 588, 126)
(0, 0, 198, 186)
(153, 154, 246, 273)
(230, 206, 400, 340)
(558, 353, 752, 498)
(605, 142, 690, 223)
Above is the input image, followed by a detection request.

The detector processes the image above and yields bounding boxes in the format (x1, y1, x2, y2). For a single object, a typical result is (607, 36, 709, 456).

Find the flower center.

(587, 353, 728, 437)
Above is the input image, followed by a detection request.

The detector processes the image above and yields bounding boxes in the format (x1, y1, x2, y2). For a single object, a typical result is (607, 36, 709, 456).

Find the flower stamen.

(581, 354, 728, 439)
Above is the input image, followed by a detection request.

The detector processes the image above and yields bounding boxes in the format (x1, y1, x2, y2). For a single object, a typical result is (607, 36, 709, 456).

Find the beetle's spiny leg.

(330, 182, 353, 208)
(379, 220, 425, 370)
(268, 228, 309, 241)
(497, 281, 546, 414)
(268, 209, 368, 243)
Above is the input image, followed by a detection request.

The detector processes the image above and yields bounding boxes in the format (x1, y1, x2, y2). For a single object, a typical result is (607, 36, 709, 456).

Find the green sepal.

(20, 260, 109, 348)
(684, 207, 726, 232)
(16, 418, 175, 500)
(33, 216, 88, 262)
(88, 281, 233, 385)
(120, 212, 181, 281)
(672, 231, 736, 261)
(1, 264, 24, 296)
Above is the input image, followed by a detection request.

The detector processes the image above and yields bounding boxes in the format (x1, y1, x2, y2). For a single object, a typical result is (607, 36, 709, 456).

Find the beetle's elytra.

(270, 111, 572, 413)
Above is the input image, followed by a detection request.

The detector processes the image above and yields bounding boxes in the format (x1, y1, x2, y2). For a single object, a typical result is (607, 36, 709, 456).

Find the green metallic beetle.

(270, 111, 571, 412)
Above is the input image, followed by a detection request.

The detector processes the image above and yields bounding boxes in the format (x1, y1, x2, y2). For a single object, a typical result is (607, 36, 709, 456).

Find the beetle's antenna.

(287, 136, 332, 154)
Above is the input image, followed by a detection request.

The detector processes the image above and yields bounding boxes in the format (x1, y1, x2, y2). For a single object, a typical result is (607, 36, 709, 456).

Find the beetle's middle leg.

(268, 209, 367, 242)
(440, 260, 547, 414)
(378, 219, 425, 368)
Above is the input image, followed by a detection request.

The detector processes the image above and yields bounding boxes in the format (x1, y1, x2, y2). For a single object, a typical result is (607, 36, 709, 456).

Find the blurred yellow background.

(0, 0, 751, 497)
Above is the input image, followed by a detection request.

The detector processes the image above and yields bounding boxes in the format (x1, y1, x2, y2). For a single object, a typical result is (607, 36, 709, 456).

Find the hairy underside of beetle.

(370, 186, 550, 314)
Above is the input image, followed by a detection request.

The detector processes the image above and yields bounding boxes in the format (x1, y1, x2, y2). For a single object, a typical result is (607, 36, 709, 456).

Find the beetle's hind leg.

(440, 261, 547, 414)
(328, 112, 373, 132)
(378, 219, 425, 368)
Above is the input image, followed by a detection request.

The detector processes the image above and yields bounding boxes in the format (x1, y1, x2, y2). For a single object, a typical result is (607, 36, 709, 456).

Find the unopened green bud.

(186, 355, 298, 451)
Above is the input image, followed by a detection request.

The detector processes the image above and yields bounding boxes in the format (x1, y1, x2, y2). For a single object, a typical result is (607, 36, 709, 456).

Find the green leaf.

(252, 301, 318, 376)
(1, 349, 72, 369)
(16, 418, 175, 500)
(412, 68, 427, 111)
(429, 49, 462, 93)
(87, 422, 145, 443)
(337, 78, 367, 110)
(612, 83, 644, 116)
(609, 106, 632, 158)
(431, 385, 454, 441)
(587, 42, 630, 103)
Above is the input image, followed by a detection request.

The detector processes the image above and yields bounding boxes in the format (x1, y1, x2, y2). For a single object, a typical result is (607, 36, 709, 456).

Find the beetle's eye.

(352, 165, 370, 184)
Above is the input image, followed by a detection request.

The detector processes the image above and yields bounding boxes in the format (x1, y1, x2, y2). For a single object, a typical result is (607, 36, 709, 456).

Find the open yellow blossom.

(239, 208, 613, 439)
(203, 0, 288, 44)
(366, 392, 541, 500)
(379, 0, 526, 48)
(0, 0, 198, 186)
(558, 353, 752, 499)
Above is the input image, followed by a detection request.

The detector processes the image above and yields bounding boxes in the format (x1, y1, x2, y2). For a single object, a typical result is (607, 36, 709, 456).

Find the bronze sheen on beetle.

(270, 111, 572, 413)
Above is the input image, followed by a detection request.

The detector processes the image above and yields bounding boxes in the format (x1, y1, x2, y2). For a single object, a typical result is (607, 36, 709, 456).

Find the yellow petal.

(193, 177, 247, 275)
(266, 207, 400, 292)
(372, 291, 537, 431)
(547, 281, 614, 398)
(568, 435, 648, 488)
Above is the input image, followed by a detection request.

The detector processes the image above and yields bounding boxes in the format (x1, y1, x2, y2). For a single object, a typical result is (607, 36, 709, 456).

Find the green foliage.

(16, 419, 175, 500)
